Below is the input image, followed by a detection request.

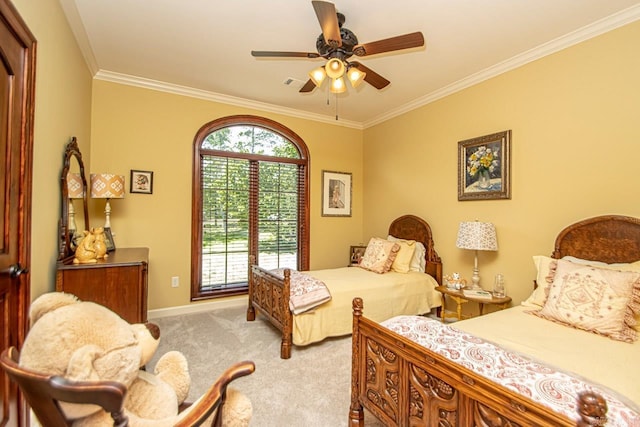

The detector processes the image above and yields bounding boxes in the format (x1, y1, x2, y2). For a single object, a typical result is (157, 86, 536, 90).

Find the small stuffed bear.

(92, 227, 108, 259)
(20, 292, 252, 426)
(73, 230, 98, 264)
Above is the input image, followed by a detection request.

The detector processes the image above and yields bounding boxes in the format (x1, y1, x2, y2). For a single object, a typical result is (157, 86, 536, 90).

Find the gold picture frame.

(458, 130, 511, 201)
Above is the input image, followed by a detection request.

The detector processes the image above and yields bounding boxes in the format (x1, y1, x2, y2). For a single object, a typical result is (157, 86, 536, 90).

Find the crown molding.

(363, 4, 640, 129)
(94, 70, 363, 130)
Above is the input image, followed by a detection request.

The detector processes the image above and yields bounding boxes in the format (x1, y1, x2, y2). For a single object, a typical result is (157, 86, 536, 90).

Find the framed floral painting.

(458, 130, 511, 201)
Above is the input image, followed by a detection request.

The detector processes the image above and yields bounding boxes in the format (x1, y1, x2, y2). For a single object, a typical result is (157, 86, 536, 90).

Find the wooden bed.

(349, 214, 640, 426)
(247, 215, 443, 359)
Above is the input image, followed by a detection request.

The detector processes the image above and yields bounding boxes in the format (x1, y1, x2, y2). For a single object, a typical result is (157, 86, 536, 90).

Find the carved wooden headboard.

(552, 215, 640, 263)
(388, 215, 442, 284)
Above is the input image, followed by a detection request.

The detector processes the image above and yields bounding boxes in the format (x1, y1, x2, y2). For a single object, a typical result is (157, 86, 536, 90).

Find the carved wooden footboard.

(247, 214, 443, 359)
(246, 261, 293, 359)
(349, 297, 609, 427)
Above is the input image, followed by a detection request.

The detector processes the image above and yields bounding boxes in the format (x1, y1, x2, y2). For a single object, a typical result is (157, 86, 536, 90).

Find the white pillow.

(388, 235, 426, 273)
(521, 255, 555, 308)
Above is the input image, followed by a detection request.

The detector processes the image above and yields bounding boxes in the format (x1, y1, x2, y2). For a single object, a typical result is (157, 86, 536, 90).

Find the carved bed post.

(246, 255, 256, 321)
(577, 392, 608, 427)
(280, 269, 292, 359)
(349, 297, 364, 426)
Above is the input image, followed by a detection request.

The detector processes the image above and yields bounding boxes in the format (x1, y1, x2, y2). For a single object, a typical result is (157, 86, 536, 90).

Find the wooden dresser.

(56, 247, 149, 323)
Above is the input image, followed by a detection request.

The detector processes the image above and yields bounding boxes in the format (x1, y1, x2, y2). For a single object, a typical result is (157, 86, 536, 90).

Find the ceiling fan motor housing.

(316, 26, 358, 59)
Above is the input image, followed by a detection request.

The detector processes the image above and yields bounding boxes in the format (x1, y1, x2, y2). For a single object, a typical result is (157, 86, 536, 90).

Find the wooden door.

(0, 1, 36, 426)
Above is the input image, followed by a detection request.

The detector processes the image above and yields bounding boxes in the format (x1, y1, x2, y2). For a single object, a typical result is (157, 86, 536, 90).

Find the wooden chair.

(1, 346, 255, 427)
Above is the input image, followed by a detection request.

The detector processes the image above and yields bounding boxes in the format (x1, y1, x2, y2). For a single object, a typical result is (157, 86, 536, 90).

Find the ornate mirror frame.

(58, 137, 90, 260)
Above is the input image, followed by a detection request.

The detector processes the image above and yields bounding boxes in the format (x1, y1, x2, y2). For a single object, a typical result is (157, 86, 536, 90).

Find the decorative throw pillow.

(522, 256, 640, 309)
(533, 259, 640, 342)
(388, 235, 426, 272)
(390, 240, 416, 273)
(360, 237, 400, 274)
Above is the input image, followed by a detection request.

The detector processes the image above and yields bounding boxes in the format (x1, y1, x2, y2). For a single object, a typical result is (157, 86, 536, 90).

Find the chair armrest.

(174, 360, 255, 426)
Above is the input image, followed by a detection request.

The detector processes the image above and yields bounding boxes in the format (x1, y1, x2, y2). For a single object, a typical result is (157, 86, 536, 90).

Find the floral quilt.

(381, 315, 640, 426)
(271, 269, 331, 315)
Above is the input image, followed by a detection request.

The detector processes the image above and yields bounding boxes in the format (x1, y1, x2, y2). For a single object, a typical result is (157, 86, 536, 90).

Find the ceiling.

(60, 0, 640, 128)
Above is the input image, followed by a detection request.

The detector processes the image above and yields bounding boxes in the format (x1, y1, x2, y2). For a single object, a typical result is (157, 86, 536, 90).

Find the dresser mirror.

(58, 137, 90, 260)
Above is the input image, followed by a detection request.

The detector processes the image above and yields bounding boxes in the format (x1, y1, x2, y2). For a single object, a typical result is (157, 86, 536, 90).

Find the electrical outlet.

(171, 276, 179, 288)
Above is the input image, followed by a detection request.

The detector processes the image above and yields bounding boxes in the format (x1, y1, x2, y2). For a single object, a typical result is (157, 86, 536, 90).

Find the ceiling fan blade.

(354, 32, 424, 57)
(299, 79, 317, 93)
(312, 1, 341, 48)
(251, 51, 320, 59)
(350, 62, 390, 90)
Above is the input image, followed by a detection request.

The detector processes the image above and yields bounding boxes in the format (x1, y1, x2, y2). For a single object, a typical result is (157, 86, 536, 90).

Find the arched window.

(191, 115, 310, 300)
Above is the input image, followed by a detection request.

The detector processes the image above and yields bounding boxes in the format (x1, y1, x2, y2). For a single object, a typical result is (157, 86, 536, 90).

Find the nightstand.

(436, 285, 511, 322)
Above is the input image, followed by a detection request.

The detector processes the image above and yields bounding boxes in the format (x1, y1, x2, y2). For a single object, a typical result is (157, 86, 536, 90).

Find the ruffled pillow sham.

(359, 237, 400, 274)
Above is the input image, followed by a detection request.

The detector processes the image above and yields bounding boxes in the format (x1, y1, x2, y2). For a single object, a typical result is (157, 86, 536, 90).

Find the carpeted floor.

(149, 304, 386, 426)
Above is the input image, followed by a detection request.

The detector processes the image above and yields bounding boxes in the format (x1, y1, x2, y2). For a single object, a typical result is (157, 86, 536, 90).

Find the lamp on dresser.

(90, 173, 125, 230)
(456, 220, 498, 289)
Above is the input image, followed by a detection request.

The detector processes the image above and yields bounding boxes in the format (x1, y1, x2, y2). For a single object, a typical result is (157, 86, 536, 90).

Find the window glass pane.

(257, 162, 298, 271)
(202, 125, 300, 158)
(201, 157, 250, 289)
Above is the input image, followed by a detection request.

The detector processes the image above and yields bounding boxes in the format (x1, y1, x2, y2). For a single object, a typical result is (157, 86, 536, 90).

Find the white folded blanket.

(271, 269, 332, 314)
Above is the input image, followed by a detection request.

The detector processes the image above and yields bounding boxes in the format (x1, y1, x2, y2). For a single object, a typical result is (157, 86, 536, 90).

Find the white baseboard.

(147, 296, 247, 320)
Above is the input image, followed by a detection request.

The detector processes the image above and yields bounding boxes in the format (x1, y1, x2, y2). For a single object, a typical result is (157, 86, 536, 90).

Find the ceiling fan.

(251, 0, 425, 94)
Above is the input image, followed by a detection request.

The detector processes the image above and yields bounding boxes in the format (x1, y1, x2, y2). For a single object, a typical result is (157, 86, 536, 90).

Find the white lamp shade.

(325, 58, 345, 79)
(456, 221, 498, 251)
(330, 76, 346, 93)
(347, 66, 366, 88)
(90, 173, 125, 199)
(66, 173, 85, 199)
(309, 66, 326, 87)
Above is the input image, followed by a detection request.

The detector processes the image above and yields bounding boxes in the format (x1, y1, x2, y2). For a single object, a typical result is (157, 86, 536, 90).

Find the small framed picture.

(130, 170, 153, 194)
(349, 245, 367, 266)
(322, 170, 352, 217)
(104, 227, 116, 252)
(458, 130, 511, 201)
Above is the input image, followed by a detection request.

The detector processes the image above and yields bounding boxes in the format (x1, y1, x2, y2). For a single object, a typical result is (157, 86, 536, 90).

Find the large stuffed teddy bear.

(20, 292, 252, 426)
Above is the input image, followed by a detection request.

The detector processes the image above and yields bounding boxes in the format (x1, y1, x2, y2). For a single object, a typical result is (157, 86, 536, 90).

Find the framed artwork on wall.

(322, 170, 352, 217)
(130, 170, 154, 194)
(458, 130, 511, 201)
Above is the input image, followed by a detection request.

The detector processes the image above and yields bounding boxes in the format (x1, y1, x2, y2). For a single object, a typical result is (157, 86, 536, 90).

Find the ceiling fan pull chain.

(335, 92, 339, 121)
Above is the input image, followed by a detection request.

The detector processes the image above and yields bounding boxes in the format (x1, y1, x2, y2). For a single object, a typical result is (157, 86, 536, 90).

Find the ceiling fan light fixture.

(309, 66, 326, 87)
(330, 76, 346, 93)
(325, 58, 345, 79)
(347, 66, 366, 88)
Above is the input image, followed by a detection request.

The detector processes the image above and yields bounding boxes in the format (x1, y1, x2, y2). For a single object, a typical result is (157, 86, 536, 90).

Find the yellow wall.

(363, 20, 640, 307)
(12, 0, 93, 300)
(12, 0, 640, 314)
(90, 81, 363, 310)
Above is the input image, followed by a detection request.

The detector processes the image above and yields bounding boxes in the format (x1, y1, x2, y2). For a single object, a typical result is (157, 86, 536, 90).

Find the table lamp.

(90, 173, 125, 229)
(455, 221, 498, 289)
(66, 172, 85, 234)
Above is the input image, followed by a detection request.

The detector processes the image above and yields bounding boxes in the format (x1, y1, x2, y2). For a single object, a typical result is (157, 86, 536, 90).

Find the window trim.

(191, 115, 310, 301)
